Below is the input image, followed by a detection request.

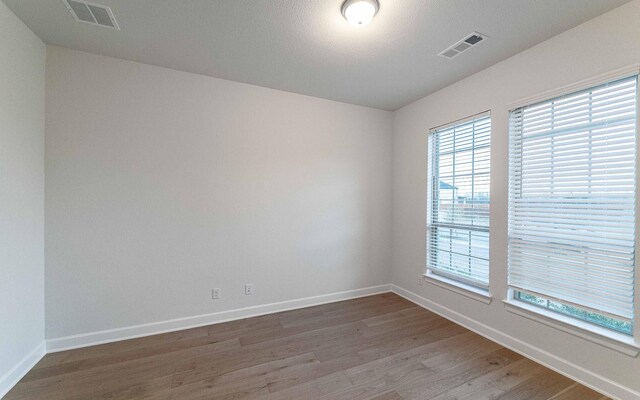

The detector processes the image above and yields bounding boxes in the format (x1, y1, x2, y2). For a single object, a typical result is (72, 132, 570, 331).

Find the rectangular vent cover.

(439, 32, 487, 59)
(63, 0, 119, 30)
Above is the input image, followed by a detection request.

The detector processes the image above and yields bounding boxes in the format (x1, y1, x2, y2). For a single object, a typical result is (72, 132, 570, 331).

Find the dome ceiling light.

(341, 0, 379, 26)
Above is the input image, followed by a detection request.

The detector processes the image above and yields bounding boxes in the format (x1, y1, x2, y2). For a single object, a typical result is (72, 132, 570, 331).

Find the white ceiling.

(4, 0, 631, 110)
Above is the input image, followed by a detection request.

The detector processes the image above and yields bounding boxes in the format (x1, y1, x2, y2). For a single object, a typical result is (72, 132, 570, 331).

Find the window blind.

(428, 113, 491, 289)
(508, 75, 638, 331)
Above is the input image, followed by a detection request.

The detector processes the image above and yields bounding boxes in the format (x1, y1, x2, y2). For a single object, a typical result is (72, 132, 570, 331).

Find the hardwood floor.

(5, 293, 609, 400)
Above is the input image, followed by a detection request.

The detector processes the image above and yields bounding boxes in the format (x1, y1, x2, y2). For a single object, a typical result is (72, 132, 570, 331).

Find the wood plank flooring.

(5, 293, 609, 400)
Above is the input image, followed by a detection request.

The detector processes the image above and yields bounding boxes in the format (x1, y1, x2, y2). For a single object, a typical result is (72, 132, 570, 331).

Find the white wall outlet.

(417, 275, 425, 286)
(212, 288, 221, 299)
(245, 284, 254, 295)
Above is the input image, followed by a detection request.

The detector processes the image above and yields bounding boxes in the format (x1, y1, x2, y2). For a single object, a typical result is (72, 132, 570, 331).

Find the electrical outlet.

(417, 276, 424, 286)
(245, 284, 254, 295)
(212, 288, 221, 299)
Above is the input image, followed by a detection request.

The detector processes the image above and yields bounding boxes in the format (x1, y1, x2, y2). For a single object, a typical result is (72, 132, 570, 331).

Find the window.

(427, 113, 491, 290)
(508, 75, 638, 335)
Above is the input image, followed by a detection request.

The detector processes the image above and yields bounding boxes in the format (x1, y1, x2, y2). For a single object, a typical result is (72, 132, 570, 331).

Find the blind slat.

(428, 114, 491, 289)
(508, 75, 638, 324)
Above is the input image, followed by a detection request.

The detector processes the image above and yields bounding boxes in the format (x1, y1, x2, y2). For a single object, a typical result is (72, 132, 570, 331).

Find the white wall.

(45, 46, 393, 341)
(0, 1, 46, 396)
(391, 0, 640, 398)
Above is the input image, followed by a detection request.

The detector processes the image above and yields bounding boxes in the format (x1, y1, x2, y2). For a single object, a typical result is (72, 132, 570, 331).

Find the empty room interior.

(2, 0, 640, 399)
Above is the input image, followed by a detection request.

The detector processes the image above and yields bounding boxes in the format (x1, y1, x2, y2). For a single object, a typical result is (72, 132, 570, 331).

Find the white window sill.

(422, 272, 492, 305)
(503, 299, 640, 357)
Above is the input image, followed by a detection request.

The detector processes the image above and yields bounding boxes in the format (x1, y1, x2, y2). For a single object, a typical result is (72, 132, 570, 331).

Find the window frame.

(503, 66, 640, 355)
(425, 111, 492, 300)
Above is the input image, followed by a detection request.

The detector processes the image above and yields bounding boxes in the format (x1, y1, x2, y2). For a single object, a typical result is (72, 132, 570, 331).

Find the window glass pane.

(515, 291, 632, 335)
(428, 114, 491, 289)
(509, 75, 637, 335)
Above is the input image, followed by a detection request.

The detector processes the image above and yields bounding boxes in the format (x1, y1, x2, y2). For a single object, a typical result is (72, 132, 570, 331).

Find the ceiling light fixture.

(341, 0, 379, 26)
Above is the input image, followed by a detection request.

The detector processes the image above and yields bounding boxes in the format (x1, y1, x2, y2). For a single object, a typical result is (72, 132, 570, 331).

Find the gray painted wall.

(45, 46, 393, 339)
(0, 0, 45, 393)
(391, 0, 640, 396)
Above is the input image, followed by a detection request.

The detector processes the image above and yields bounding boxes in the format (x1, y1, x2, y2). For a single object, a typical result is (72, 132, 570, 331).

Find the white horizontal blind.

(509, 75, 638, 322)
(428, 113, 491, 289)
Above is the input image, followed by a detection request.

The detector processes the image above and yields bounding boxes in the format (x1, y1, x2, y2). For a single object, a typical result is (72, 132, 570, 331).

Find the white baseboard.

(0, 341, 46, 399)
(391, 284, 640, 400)
(46, 284, 391, 353)
(24, 284, 639, 399)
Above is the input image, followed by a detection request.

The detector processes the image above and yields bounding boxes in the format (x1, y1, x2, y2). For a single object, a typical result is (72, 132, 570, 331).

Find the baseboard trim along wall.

(10, 284, 638, 400)
(0, 341, 46, 399)
(45, 284, 391, 353)
(391, 284, 640, 400)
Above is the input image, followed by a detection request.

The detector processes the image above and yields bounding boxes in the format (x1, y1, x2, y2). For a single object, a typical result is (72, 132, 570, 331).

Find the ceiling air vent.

(438, 32, 487, 59)
(62, 0, 120, 30)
